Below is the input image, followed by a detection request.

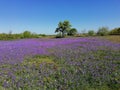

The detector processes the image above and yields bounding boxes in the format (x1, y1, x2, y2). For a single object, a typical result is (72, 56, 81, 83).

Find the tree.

(67, 28, 77, 36)
(55, 20, 71, 38)
(23, 31, 31, 38)
(109, 27, 120, 35)
(97, 27, 109, 36)
(88, 30, 95, 36)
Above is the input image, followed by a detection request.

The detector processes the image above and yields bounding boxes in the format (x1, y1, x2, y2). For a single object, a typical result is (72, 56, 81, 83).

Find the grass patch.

(101, 35, 120, 43)
(0, 86, 6, 90)
(22, 55, 57, 67)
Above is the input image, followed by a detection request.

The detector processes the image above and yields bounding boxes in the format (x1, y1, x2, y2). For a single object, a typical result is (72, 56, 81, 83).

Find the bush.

(39, 34, 46, 37)
(22, 31, 32, 38)
(97, 27, 109, 36)
(88, 30, 95, 36)
(67, 28, 77, 36)
(109, 27, 120, 35)
(0, 31, 39, 40)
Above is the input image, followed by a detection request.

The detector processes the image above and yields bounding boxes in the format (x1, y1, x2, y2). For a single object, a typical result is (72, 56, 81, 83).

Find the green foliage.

(22, 30, 31, 38)
(88, 30, 95, 36)
(39, 34, 46, 37)
(0, 31, 40, 40)
(109, 27, 120, 35)
(97, 27, 109, 36)
(55, 20, 71, 38)
(67, 28, 77, 36)
(0, 33, 21, 40)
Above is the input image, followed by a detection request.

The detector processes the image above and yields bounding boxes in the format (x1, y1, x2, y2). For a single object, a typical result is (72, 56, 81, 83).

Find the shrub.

(0, 31, 40, 40)
(88, 30, 95, 36)
(22, 31, 32, 38)
(39, 34, 46, 37)
(97, 27, 109, 36)
(109, 27, 120, 35)
(67, 28, 77, 36)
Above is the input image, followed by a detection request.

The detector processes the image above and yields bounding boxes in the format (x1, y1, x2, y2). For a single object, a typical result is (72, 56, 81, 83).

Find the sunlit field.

(0, 36, 120, 90)
(101, 35, 120, 43)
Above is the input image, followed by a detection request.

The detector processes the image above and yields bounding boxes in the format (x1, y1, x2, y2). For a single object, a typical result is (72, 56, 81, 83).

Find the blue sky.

(0, 0, 120, 34)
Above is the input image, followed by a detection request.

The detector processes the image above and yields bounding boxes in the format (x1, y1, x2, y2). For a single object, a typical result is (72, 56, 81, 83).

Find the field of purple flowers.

(0, 37, 120, 90)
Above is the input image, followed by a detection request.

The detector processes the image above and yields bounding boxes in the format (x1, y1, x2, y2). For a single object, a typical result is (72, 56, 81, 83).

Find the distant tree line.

(0, 31, 46, 40)
(55, 20, 120, 37)
(87, 27, 120, 36)
(0, 20, 120, 40)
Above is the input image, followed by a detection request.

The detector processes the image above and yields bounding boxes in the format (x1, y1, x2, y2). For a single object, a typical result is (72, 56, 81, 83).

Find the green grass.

(0, 86, 7, 90)
(22, 55, 57, 67)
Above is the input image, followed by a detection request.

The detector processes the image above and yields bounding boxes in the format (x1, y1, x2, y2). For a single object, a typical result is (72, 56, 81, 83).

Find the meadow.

(0, 36, 120, 90)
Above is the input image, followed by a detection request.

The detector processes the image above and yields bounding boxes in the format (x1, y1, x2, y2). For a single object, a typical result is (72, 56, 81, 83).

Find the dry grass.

(101, 35, 120, 43)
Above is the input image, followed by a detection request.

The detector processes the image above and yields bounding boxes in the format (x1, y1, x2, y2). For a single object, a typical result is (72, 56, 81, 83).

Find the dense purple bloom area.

(0, 38, 81, 64)
(0, 37, 119, 65)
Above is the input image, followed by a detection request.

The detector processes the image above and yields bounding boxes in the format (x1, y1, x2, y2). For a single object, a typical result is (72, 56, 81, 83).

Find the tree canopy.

(55, 20, 71, 37)
(97, 27, 109, 36)
(67, 28, 77, 36)
(109, 27, 120, 35)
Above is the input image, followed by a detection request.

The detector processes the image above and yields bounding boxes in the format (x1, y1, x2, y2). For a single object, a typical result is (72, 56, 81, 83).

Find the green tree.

(88, 30, 95, 36)
(23, 31, 31, 38)
(97, 27, 109, 36)
(55, 20, 71, 38)
(67, 28, 77, 36)
(109, 27, 120, 35)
